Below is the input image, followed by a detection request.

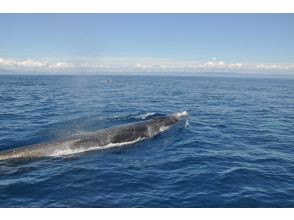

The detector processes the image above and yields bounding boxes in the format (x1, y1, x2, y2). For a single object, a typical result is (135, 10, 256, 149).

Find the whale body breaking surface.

(0, 111, 188, 161)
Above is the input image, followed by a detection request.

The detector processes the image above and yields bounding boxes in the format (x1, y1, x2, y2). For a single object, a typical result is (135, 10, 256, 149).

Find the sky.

(0, 14, 294, 74)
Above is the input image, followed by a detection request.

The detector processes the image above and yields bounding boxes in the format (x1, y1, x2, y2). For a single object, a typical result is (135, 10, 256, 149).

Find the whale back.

(0, 112, 188, 160)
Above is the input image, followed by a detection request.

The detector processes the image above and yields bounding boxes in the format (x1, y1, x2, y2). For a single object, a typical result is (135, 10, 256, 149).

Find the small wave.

(110, 112, 156, 120)
(185, 120, 190, 128)
(69, 130, 87, 136)
(50, 137, 145, 157)
(101, 80, 112, 83)
(134, 112, 156, 119)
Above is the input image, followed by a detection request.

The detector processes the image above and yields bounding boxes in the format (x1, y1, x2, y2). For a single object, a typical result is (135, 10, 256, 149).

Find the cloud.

(0, 57, 294, 74)
(0, 58, 73, 71)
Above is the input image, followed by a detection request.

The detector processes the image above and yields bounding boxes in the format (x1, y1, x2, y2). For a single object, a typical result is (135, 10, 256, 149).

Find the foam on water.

(50, 137, 145, 157)
(134, 112, 156, 119)
(110, 112, 156, 121)
(173, 111, 189, 119)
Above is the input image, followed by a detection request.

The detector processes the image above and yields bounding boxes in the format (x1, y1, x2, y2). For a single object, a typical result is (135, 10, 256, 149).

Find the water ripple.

(0, 75, 294, 207)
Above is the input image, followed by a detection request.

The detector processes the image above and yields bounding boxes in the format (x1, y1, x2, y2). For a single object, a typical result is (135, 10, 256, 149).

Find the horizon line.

(1, 57, 294, 75)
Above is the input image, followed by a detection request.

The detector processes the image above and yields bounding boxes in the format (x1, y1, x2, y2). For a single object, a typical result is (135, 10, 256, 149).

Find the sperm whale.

(0, 111, 188, 161)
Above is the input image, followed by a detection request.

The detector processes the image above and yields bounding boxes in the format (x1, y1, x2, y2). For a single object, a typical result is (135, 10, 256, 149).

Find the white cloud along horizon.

(0, 57, 294, 74)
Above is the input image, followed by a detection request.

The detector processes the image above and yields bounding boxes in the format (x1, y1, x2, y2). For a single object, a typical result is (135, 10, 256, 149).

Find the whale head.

(172, 111, 189, 120)
(150, 111, 188, 132)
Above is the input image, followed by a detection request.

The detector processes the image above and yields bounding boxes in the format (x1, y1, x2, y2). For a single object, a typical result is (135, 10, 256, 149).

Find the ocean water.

(0, 74, 294, 207)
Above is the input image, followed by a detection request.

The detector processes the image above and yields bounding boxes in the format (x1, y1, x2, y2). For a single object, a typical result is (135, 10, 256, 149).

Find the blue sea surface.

(0, 74, 294, 207)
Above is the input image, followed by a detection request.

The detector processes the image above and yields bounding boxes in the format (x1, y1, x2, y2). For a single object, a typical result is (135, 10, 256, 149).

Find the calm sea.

(0, 74, 294, 207)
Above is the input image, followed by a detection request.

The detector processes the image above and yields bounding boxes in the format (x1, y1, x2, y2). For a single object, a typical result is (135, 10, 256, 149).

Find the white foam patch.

(185, 119, 190, 128)
(172, 111, 189, 118)
(49, 137, 145, 157)
(111, 112, 155, 120)
(134, 112, 156, 119)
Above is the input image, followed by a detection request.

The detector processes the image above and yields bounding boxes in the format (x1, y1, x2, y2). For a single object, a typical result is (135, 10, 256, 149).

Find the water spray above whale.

(0, 111, 188, 161)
